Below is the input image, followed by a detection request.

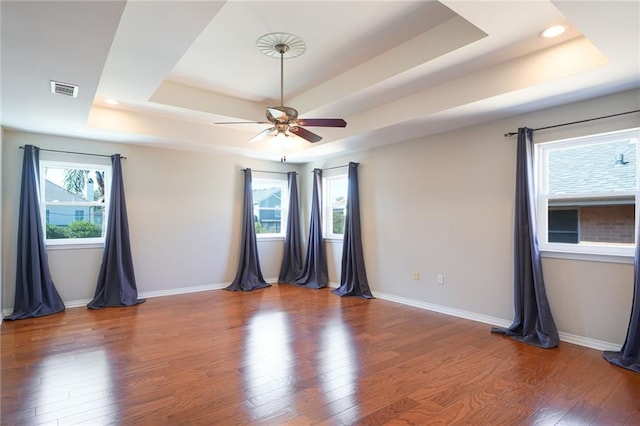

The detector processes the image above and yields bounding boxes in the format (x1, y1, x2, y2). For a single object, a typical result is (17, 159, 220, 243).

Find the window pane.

(42, 165, 108, 242)
(44, 166, 106, 202)
(45, 205, 105, 239)
(325, 175, 348, 237)
(332, 209, 345, 234)
(548, 139, 636, 195)
(252, 181, 283, 235)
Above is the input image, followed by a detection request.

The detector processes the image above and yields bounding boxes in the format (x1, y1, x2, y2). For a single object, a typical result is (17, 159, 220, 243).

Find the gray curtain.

(491, 128, 559, 348)
(6, 145, 65, 320)
(293, 168, 328, 289)
(603, 232, 640, 372)
(278, 172, 303, 283)
(225, 168, 270, 291)
(332, 162, 373, 298)
(88, 154, 145, 309)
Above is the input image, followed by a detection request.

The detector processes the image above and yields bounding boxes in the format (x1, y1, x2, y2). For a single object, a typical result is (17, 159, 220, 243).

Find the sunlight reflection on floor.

(319, 315, 360, 422)
(32, 348, 118, 424)
(243, 310, 294, 419)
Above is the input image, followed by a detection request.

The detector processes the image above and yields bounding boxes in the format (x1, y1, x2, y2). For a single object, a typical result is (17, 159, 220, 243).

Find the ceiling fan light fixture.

(274, 131, 289, 141)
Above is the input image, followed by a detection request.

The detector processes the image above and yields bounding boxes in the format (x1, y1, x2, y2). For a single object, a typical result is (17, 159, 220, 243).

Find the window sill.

(540, 249, 633, 265)
(256, 236, 284, 242)
(46, 242, 105, 250)
(324, 237, 344, 243)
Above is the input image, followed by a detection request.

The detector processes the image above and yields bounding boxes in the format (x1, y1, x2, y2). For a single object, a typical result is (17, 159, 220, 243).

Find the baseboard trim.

(139, 282, 228, 299)
(65, 299, 92, 309)
(372, 291, 512, 328)
(371, 290, 623, 352)
(1, 282, 232, 317)
(138, 277, 280, 299)
(557, 332, 622, 352)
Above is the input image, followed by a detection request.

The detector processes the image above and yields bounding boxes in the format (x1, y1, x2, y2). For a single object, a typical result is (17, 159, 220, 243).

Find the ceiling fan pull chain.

(280, 138, 287, 162)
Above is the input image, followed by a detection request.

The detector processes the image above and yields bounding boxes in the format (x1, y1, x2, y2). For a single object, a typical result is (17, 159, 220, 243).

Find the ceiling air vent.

(50, 80, 78, 97)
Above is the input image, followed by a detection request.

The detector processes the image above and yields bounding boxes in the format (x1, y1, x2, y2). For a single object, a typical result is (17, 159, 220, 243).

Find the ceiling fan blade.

(214, 121, 269, 125)
(296, 118, 347, 127)
(249, 127, 276, 143)
(290, 126, 322, 143)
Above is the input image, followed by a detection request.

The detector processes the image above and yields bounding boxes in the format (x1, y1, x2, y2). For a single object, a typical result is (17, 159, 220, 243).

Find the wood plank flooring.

(2, 284, 639, 425)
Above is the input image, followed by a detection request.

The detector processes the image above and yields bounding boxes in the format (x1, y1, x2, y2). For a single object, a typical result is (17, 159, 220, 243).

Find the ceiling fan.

(216, 33, 347, 144)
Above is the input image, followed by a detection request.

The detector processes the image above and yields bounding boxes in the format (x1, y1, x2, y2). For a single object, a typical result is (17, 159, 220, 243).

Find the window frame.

(323, 172, 348, 240)
(252, 173, 288, 240)
(534, 127, 639, 260)
(39, 159, 112, 248)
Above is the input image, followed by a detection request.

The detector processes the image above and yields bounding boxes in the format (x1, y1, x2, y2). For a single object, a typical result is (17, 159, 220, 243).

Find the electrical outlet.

(413, 272, 419, 280)
(437, 274, 444, 285)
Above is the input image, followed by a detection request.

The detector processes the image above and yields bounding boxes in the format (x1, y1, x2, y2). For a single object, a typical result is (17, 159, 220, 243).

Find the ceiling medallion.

(256, 32, 306, 59)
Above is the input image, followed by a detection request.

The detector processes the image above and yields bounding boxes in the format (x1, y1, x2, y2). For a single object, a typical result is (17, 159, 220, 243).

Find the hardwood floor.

(2, 284, 639, 425)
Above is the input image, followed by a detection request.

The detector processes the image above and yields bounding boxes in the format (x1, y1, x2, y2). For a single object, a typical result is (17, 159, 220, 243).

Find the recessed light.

(105, 99, 120, 105)
(540, 25, 566, 38)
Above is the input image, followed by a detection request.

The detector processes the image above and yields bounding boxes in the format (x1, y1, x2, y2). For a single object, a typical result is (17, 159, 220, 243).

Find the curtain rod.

(240, 169, 294, 175)
(241, 164, 355, 174)
(20, 146, 126, 160)
(504, 109, 640, 138)
(318, 163, 355, 171)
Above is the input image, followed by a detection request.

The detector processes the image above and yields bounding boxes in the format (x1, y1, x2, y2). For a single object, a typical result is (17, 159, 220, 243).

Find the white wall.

(304, 89, 639, 347)
(2, 131, 298, 306)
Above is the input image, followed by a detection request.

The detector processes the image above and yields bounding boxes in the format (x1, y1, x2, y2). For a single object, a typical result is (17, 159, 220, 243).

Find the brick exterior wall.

(580, 205, 635, 244)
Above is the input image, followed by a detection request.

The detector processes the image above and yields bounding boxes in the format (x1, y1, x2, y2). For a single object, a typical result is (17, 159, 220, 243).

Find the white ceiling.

(2, 1, 639, 163)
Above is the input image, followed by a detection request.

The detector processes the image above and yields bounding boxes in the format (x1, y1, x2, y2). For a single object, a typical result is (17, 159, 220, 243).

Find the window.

(535, 127, 639, 258)
(323, 174, 348, 239)
(40, 160, 111, 246)
(252, 174, 288, 238)
(548, 208, 579, 243)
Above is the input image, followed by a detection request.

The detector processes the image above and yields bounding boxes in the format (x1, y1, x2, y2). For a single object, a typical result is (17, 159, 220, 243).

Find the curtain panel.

(279, 172, 303, 283)
(6, 145, 65, 320)
(88, 154, 145, 309)
(332, 162, 373, 298)
(491, 128, 559, 348)
(226, 168, 270, 291)
(603, 227, 640, 373)
(293, 168, 328, 289)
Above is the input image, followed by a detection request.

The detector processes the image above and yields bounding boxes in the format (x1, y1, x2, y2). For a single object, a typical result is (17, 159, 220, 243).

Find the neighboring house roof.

(548, 140, 636, 196)
(44, 179, 87, 202)
(253, 187, 281, 205)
